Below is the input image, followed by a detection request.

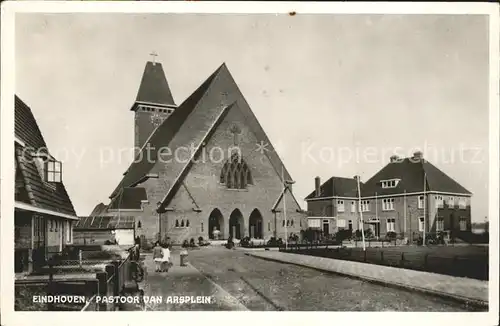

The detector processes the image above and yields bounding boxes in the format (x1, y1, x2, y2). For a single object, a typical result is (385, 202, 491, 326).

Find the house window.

(435, 195, 444, 208)
(337, 200, 345, 212)
(382, 198, 395, 211)
(282, 220, 285, 227)
(268, 222, 271, 231)
(220, 153, 253, 189)
(448, 197, 455, 208)
(201, 222, 204, 232)
(418, 217, 425, 232)
(436, 217, 444, 231)
(386, 218, 395, 232)
(418, 196, 424, 209)
(348, 220, 353, 230)
(459, 217, 468, 231)
(45, 160, 62, 183)
(458, 197, 467, 209)
(351, 201, 356, 213)
(360, 200, 370, 212)
(54, 220, 58, 232)
(381, 179, 399, 188)
(49, 220, 53, 232)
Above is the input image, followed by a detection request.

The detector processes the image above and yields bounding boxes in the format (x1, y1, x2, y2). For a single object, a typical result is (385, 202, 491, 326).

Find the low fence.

(15, 246, 138, 311)
(280, 245, 488, 280)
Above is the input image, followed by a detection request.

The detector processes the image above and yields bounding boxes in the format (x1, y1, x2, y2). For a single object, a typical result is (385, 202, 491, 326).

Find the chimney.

(315, 176, 321, 197)
(413, 151, 423, 160)
(390, 155, 400, 163)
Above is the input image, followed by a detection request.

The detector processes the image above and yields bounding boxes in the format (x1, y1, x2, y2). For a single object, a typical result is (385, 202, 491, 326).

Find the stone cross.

(150, 51, 158, 64)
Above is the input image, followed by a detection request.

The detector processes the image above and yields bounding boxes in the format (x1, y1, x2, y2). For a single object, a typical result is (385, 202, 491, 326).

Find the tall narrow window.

(459, 217, 468, 231)
(436, 217, 444, 231)
(175, 220, 179, 227)
(186, 220, 190, 227)
(181, 220, 185, 227)
(418, 196, 424, 209)
(137, 221, 142, 229)
(351, 201, 356, 213)
(337, 200, 345, 213)
(418, 217, 425, 232)
(219, 153, 253, 189)
(201, 222, 204, 232)
(382, 198, 394, 211)
(386, 218, 395, 232)
(45, 160, 62, 182)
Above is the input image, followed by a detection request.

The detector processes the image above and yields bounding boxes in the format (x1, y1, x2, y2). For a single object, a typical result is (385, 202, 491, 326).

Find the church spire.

(132, 56, 176, 110)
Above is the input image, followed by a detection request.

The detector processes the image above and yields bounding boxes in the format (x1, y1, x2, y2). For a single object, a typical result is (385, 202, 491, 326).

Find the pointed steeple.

(132, 61, 176, 110)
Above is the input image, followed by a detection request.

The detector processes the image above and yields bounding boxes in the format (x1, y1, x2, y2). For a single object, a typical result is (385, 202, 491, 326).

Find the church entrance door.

(208, 209, 224, 240)
(229, 209, 244, 240)
(249, 209, 263, 239)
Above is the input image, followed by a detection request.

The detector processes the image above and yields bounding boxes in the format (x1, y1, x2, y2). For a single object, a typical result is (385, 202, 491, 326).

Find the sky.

(15, 13, 490, 221)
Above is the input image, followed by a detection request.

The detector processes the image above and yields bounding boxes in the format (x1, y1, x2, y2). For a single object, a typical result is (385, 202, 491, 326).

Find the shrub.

(240, 236, 251, 247)
(336, 229, 353, 242)
(386, 232, 397, 241)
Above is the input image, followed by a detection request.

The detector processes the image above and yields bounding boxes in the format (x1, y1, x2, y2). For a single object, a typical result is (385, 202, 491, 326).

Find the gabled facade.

(306, 152, 472, 240)
(96, 60, 306, 245)
(14, 96, 78, 273)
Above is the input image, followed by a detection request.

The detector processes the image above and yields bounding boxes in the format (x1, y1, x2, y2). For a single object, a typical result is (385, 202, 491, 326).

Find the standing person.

(152, 242, 163, 272)
(160, 244, 171, 272)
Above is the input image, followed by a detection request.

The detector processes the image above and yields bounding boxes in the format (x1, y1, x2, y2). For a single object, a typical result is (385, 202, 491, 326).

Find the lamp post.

(156, 201, 163, 243)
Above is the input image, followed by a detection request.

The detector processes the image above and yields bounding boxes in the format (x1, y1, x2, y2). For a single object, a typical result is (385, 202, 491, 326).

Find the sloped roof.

(134, 61, 176, 108)
(361, 157, 472, 196)
(305, 176, 362, 200)
(74, 215, 135, 230)
(108, 187, 147, 210)
(14, 96, 77, 216)
(90, 203, 108, 217)
(110, 63, 294, 208)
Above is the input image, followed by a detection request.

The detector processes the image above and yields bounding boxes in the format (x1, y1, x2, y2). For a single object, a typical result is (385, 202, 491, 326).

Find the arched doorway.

(229, 209, 244, 240)
(208, 209, 224, 240)
(249, 209, 263, 239)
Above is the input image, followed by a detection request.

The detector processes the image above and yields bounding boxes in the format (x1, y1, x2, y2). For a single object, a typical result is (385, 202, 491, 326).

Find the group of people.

(153, 242, 172, 272)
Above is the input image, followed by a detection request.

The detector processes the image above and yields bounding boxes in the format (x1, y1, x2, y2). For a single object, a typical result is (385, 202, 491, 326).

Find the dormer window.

(381, 179, 400, 189)
(45, 160, 62, 182)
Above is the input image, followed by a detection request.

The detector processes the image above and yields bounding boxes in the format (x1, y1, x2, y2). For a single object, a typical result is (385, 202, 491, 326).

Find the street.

(141, 246, 473, 311)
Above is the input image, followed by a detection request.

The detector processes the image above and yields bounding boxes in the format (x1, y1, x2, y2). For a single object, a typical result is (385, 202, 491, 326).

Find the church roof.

(14, 96, 77, 216)
(134, 61, 176, 108)
(109, 63, 294, 208)
(108, 187, 147, 210)
(90, 202, 108, 216)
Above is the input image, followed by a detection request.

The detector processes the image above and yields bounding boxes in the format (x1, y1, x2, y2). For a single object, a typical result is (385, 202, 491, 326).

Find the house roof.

(14, 96, 77, 216)
(74, 215, 135, 230)
(109, 62, 294, 210)
(360, 157, 472, 196)
(133, 61, 176, 108)
(305, 176, 362, 200)
(108, 187, 147, 210)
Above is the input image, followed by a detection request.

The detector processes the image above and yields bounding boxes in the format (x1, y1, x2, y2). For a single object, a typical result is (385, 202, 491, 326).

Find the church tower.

(131, 57, 177, 150)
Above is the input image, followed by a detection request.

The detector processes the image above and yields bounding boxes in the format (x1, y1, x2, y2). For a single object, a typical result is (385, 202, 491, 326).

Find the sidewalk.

(141, 251, 247, 311)
(246, 251, 488, 308)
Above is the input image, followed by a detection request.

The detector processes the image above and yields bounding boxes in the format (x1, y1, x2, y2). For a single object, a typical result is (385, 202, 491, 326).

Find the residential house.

(14, 96, 78, 273)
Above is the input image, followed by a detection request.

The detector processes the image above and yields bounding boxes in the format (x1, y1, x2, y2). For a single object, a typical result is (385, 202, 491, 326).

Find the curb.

(246, 252, 488, 311)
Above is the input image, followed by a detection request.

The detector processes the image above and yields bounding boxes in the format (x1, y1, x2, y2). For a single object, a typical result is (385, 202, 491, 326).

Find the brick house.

(14, 96, 78, 273)
(305, 152, 472, 241)
(305, 176, 362, 236)
(94, 60, 306, 245)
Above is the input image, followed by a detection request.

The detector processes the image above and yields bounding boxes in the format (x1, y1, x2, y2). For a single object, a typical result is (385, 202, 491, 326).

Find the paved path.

(246, 250, 488, 307)
(141, 250, 247, 311)
(187, 247, 477, 311)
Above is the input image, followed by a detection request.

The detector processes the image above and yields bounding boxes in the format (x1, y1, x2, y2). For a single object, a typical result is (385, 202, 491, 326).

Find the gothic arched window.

(137, 221, 142, 229)
(219, 153, 253, 189)
(186, 220, 190, 227)
(181, 220, 185, 227)
(175, 220, 179, 227)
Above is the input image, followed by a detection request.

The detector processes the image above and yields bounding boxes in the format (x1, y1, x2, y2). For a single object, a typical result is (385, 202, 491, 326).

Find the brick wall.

(123, 101, 306, 243)
(134, 109, 172, 151)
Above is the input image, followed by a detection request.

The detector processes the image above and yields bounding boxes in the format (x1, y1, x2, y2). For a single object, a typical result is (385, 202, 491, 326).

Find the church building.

(91, 59, 306, 245)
